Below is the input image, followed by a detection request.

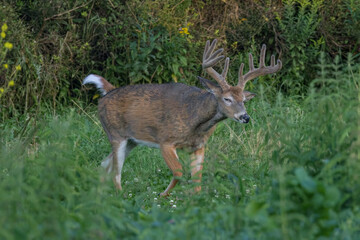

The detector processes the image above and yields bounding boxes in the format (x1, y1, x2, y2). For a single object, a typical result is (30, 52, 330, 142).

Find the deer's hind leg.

(101, 152, 114, 173)
(109, 139, 137, 190)
(101, 140, 136, 175)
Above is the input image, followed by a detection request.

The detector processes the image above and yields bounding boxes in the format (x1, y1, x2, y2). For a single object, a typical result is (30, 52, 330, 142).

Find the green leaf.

(179, 56, 187, 66)
(172, 63, 179, 75)
(324, 186, 340, 207)
(245, 201, 267, 218)
(295, 167, 316, 193)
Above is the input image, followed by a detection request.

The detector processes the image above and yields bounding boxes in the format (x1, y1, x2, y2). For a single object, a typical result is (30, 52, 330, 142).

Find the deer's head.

(200, 39, 282, 123)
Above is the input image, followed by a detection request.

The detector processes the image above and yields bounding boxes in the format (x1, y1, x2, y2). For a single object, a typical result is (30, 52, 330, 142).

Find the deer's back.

(98, 83, 217, 148)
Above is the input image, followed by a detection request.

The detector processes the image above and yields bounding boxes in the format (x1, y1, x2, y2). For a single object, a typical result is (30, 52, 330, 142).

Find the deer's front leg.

(191, 147, 205, 193)
(160, 144, 182, 196)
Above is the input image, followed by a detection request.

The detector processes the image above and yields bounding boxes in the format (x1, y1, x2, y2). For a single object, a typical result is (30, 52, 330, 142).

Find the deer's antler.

(237, 44, 282, 90)
(202, 39, 230, 90)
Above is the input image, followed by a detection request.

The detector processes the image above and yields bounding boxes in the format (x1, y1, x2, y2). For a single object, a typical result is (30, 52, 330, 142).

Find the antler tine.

(270, 55, 275, 67)
(202, 39, 230, 90)
(204, 39, 218, 61)
(202, 49, 225, 68)
(248, 53, 254, 71)
(259, 44, 266, 68)
(221, 57, 230, 78)
(237, 44, 282, 90)
(238, 63, 245, 89)
(203, 40, 210, 60)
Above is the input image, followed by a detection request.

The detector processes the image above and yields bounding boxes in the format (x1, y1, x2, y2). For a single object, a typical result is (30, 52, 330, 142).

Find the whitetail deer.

(83, 39, 281, 196)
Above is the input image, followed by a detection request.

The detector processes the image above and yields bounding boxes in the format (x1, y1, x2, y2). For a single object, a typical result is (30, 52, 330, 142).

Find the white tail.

(83, 74, 115, 96)
(83, 39, 281, 196)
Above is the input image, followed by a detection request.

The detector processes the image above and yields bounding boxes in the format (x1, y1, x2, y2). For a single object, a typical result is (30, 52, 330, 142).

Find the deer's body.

(83, 39, 281, 196)
(99, 83, 223, 151)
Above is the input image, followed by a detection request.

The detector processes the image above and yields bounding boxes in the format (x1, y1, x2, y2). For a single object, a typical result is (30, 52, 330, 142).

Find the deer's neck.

(192, 92, 227, 133)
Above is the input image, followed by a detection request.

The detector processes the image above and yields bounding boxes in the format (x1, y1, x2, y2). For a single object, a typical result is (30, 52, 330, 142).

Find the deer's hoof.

(159, 192, 169, 197)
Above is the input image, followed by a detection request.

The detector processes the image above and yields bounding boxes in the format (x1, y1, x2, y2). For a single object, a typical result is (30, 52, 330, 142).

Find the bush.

(1, 0, 360, 119)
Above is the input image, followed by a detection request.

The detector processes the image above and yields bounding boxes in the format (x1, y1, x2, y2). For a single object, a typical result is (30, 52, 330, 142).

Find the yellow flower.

(1, 23, 8, 32)
(231, 41, 238, 50)
(3, 64, 8, 69)
(4, 42, 13, 49)
(171, 74, 178, 83)
(92, 93, 100, 100)
(0, 88, 4, 93)
(1, 31, 5, 38)
(179, 27, 189, 35)
(8, 80, 15, 87)
(15, 65, 21, 71)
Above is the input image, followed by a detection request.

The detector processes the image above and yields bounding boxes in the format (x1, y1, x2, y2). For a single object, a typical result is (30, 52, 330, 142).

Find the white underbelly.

(131, 138, 160, 148)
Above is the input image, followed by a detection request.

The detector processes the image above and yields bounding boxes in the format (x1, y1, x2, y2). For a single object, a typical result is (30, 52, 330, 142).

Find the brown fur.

(97, 75, 115, 93)
(99, 83, 224, 151)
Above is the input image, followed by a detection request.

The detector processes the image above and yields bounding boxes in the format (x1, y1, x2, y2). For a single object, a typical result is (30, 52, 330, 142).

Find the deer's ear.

(198, 76, 222, 95)
(243, 91, 256, 102)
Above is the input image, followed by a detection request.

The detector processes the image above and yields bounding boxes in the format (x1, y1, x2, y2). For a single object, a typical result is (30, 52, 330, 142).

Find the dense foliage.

(0, 0, 359, 239)
(1, 0, 359, 117)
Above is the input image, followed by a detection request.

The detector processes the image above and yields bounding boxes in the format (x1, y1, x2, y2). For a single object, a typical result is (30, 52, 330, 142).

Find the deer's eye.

(223, 98, 233, 104)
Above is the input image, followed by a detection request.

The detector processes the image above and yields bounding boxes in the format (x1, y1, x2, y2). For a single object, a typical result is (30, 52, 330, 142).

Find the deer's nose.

(239, 114, 250, 123)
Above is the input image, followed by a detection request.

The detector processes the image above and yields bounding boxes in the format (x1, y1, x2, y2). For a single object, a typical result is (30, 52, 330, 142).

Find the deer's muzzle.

(236, 113, 250, 123)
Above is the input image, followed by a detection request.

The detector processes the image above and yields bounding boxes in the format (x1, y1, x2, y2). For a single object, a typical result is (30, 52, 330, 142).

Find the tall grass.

(0, 59, 359, 239)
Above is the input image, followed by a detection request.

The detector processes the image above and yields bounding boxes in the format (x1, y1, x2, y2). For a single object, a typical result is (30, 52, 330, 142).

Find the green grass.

(0, 66, 359, 239)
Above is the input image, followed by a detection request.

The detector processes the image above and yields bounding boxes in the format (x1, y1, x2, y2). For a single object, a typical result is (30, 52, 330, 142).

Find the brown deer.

(83, 39, 281, 196)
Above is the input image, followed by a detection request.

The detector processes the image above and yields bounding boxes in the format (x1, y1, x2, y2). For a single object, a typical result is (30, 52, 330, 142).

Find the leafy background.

(0, 0, 359, 239)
